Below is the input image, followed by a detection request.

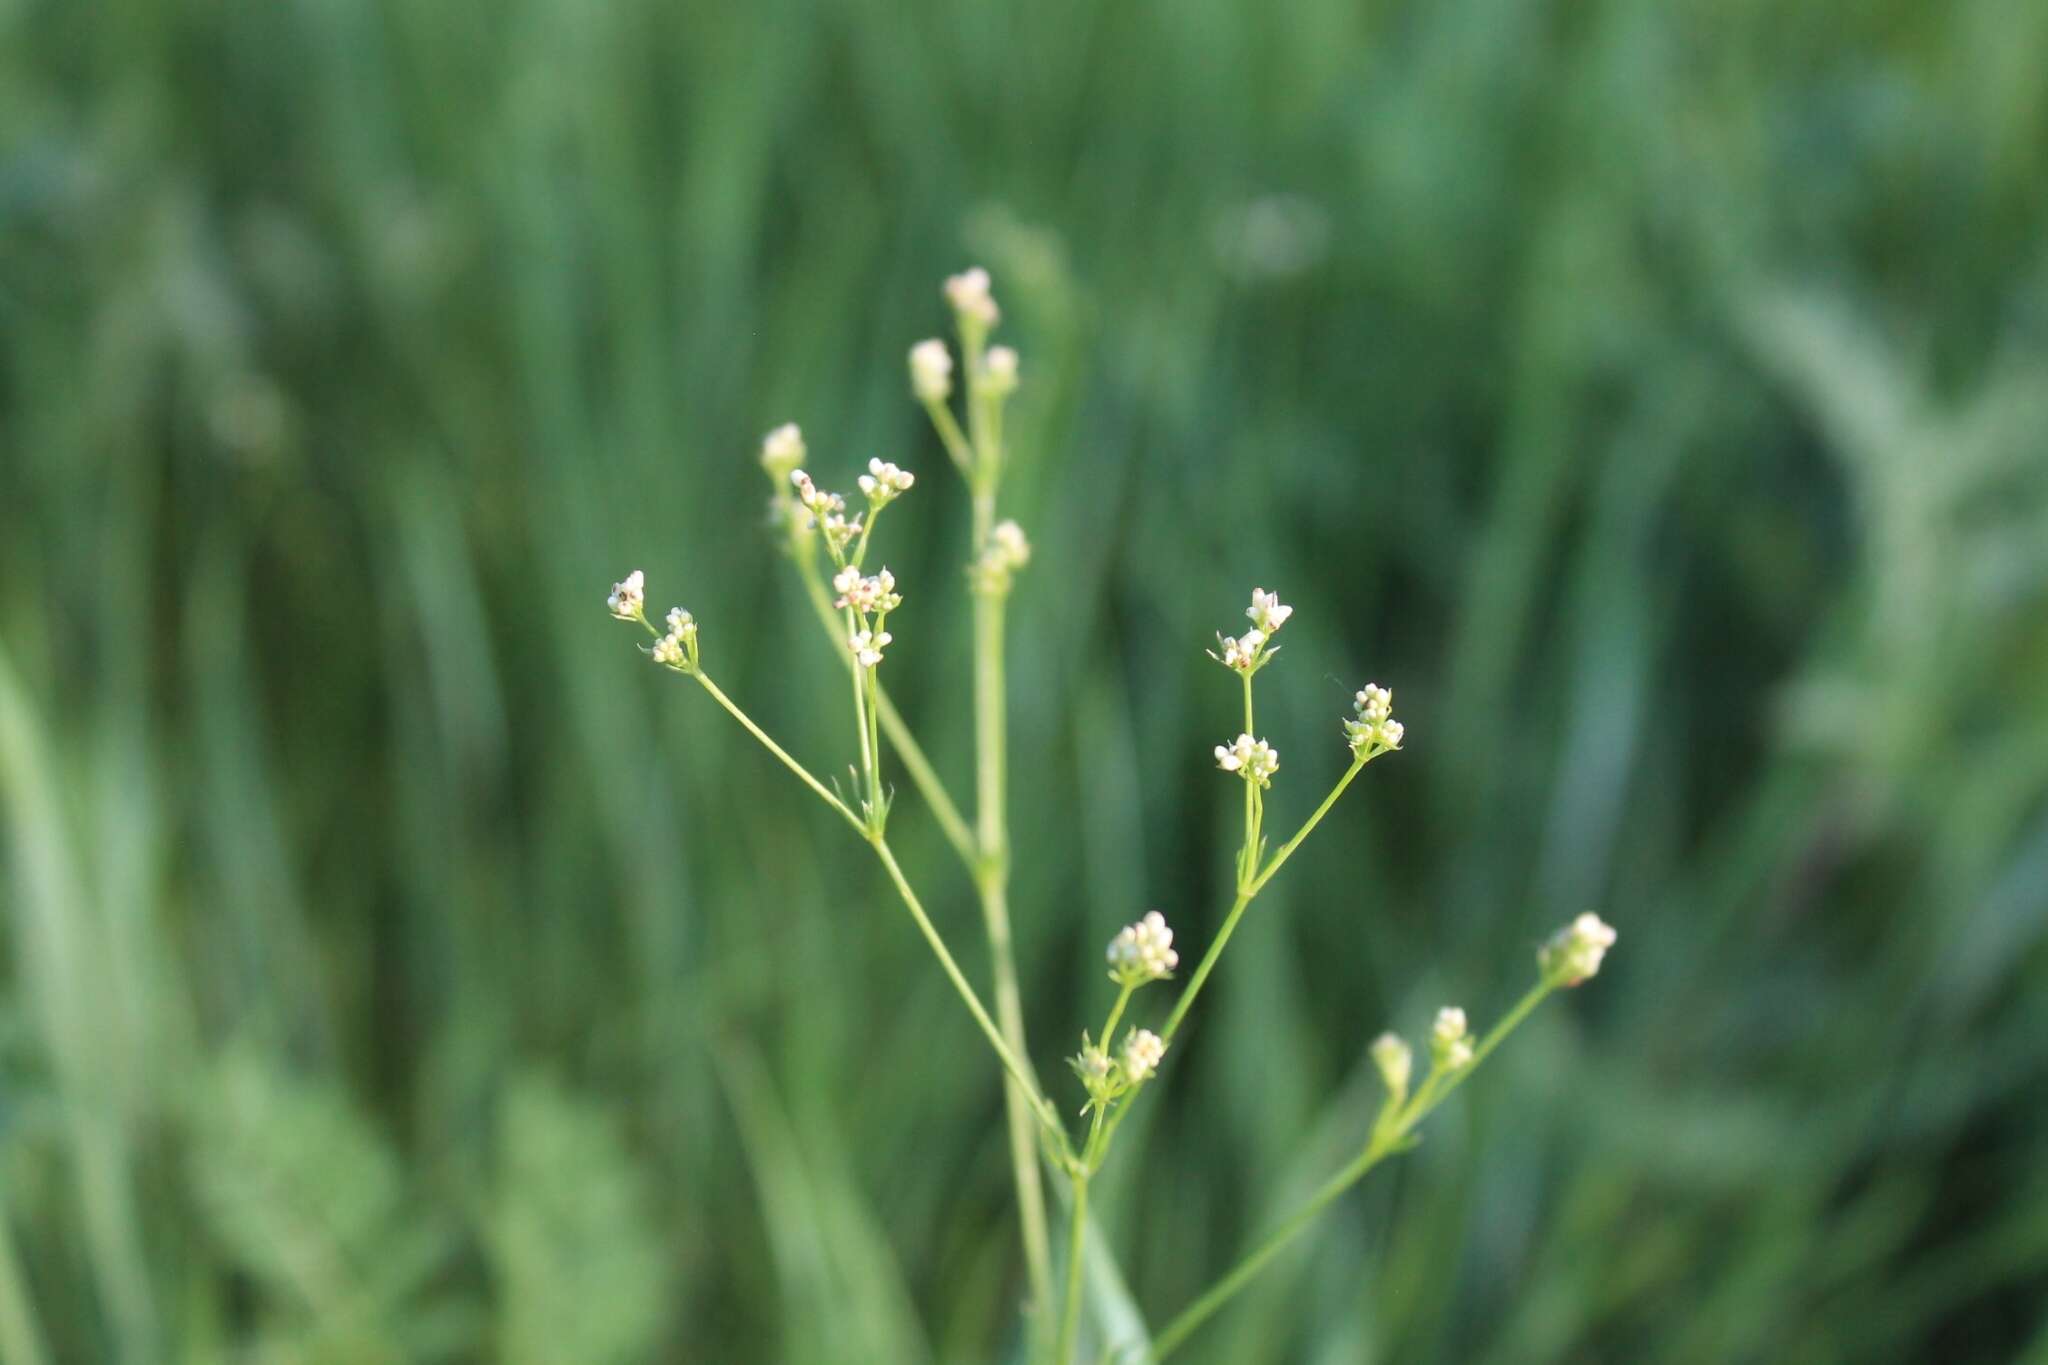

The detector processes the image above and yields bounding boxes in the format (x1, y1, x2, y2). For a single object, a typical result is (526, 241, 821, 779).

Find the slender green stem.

(1160, 892, 1250, 1046)
(1155, 757, 1372, 1088)
(865, 663, 884, 816)
(795, 555, 975, 867)
(1420, 980, 1552, 1114)
(1152, 978, 1560, 1358)
(1057, 1171, 1091, 1365)
(1246, 755, 1367, 896)
(870, 838, 1066, 1143)
(1150, 1136, 1394, 1360)
(959, 368, 1055, 1323)
(923, 398, 974, 476)
(1099, 981, 1136, 1059)
(851, 503, 881, 569)
(691, 671, 864, 834)
(1240, 676, 1257, 881)
(842, 605, 877, 798)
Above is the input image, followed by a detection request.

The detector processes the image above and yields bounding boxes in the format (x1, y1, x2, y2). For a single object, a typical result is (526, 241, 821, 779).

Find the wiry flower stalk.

(604, 271, 1620, 1365)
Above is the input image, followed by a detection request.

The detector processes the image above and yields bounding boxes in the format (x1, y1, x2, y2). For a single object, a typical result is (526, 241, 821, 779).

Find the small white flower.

(1214, 733, 1278, 787)
(790, 469, 845, 518)
(990, 520, 1030, 567)
(1122, 1028, 1166, 1082)
(607, 570, 646, 621)
(1432, 1006, 1467, 1044)
(1107, 911, 1180, 984)
(909, 339, 953, 403)
(1371, 1032, 1412, 1097)
(1344, 684, 1405, 755)
(981, 344, 1019, 395)
(944, 266, 1000, 327)
(760, 423, 806, 480)
(832, 564, 865, 609)
(1539, 912, 1618, 988)
(1432, 1006, 1473, 1069)
(649, 607, 697, 669)
(1247, 588, 1293, 634)
(971, 519, 1033, 594)
(870, 567, 902, 613)
(1215, 629, 1266, 672)
(1077, 1045, 1112, 1083)
(850, 629, 894, 668)
(834, 566, 902, 614)
(857, 457, 916, 506)
(825, 515, 863, 555)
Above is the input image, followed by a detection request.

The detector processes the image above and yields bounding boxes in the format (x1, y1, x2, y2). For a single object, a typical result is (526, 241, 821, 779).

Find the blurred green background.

(5, 0, 2048, 1360)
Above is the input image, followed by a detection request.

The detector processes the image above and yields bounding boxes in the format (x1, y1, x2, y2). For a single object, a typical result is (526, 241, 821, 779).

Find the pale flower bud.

(944, 266, 1000, 327)
(990, 520, 1030, 567)
(1432, 1006, 1472, 1069)
(1539, 912, 1618, 987)
(981, 345, 1019, 395)
(760, 423, 806, 481)
(908, 339, 953, 403)
(1371, 1032, 1413, 1099)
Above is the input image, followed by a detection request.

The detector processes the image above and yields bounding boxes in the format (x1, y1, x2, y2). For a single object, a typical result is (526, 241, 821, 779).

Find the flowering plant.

(607, 269, 1617, 1362)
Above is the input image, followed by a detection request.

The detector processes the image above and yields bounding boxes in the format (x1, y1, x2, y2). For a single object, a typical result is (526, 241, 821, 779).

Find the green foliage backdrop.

(3, 0, 2047, 1359)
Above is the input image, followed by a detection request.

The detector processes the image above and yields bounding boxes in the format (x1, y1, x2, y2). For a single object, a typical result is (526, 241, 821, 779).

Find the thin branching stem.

(1151, 979, 1560, 1357)
(794, 555, 975, 866)
(690, 671, 864, 835)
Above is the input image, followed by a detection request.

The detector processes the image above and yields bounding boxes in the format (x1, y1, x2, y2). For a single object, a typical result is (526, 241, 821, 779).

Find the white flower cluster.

(1539, 912, 1618, 988)
(945, 266, 1000, 328)
(908, 339, 953, 403)
(1344, 683, 1405, 755)
(849, 628, 893, 668)
(760, 423, 806, 481)
(606, 569, 645, 621)
(970, 518, 1032, 595)
(857, 457, 916, 508)
(1214, 732, 1279, 787)
(1122, 1028, 1166, 1082)
(1217, 629, 1266, 671)
(790, 469, 861, 555)
(832, 564, 902, 614)
(1431, 1006, 1473, 1070)
(1069, 1025, 1170, 1112)
(830, 559, 902, 669)
(1247, 587, 1292, 633)
(1106, 911, 1179, 985)
(1212, 587, 1291, 673)
(651, 607, 699, 671)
